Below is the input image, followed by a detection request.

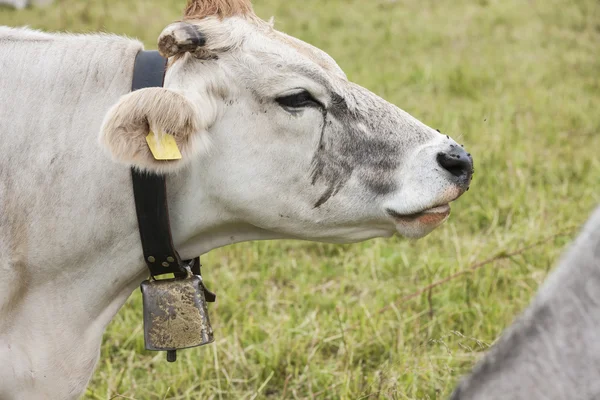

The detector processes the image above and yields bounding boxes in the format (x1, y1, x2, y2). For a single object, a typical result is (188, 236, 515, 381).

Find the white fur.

(0, 16, 470, 399)
(100, 87, 212, 173)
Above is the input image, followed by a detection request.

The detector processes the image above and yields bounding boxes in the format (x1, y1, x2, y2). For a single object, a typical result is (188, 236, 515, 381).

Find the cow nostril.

(436, 152, 473, 178)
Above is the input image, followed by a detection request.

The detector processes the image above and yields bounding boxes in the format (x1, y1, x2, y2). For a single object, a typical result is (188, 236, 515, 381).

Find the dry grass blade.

(388, 227, 578, 311)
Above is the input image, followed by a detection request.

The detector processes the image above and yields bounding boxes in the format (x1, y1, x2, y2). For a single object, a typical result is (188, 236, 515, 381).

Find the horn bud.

(158, 22, 206, 58)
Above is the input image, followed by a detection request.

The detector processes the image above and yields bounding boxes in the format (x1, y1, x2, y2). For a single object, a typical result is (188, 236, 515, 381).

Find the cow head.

(100, 0, 473, 245)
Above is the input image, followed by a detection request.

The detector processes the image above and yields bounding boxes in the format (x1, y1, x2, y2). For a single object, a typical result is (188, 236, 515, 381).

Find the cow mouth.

(386, 204, 451, 224)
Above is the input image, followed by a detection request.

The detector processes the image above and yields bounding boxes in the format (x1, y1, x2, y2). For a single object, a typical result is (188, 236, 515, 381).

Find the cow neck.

(130, 50, 201, 279)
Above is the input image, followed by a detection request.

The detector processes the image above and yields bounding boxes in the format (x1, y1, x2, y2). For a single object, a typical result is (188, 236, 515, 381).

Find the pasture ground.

(2, 0, 599, 398)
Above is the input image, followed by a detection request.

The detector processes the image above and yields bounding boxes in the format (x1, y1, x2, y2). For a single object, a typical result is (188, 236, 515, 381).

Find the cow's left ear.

(99, 87, 210, 173)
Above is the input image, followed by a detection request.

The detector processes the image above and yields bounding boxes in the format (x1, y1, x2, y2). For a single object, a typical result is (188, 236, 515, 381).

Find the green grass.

(2, 0, 600, 398)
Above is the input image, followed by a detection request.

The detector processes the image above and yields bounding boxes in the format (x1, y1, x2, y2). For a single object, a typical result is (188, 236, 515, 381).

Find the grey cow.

(451, 205, 600, 399)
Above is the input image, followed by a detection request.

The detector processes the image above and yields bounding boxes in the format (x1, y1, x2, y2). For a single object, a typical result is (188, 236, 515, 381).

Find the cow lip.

(386, 204, 451, 222)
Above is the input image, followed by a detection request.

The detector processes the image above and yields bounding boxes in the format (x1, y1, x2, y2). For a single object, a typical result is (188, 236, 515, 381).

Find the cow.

(0, 0, 473, 398)
(450, 205, 600, 399)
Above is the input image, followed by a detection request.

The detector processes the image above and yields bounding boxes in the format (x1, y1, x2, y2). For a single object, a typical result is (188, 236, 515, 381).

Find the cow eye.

(276, 90, 321, 109)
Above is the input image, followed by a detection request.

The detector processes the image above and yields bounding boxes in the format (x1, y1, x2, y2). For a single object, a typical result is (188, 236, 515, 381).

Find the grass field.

(2, 0, 600, 398)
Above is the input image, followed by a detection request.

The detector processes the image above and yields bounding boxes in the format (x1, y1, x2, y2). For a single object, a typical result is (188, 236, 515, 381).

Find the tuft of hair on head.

(184, 0, 254, 20)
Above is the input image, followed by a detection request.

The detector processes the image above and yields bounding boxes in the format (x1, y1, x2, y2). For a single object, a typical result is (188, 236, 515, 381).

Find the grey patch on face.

(310, 107, 353, 208)
(310, 89, 420, 207)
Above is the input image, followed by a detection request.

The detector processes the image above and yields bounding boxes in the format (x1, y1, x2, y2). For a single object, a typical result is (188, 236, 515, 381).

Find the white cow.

(0, 0, 52, 9)
(451, 205, 600, 399)
(0, 0, 473, 398)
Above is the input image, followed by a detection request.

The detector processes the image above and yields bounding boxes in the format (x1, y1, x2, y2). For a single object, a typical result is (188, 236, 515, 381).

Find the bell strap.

(130, 50, 198, 278)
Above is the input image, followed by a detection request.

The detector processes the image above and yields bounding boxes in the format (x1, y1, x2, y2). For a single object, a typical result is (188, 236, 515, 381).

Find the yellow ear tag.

(145, 131, 182, 161)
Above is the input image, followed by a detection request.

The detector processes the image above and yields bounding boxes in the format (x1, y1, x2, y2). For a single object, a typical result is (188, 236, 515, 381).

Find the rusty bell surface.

(140, 274, 214, 353)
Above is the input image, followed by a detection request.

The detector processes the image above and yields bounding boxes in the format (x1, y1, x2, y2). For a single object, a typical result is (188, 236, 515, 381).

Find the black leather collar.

(130, 50, 206, 281)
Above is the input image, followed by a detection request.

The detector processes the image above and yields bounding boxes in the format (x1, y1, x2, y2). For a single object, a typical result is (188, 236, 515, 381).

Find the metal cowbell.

(140, 274, 214, 360)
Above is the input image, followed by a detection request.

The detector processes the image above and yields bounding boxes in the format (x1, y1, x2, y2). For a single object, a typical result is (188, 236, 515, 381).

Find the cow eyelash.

(276, 90, 322, 109)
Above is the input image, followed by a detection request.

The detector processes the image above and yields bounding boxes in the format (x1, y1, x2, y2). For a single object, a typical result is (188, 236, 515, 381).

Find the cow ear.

(99, 87, 209, 173)
(158, 22, 207, 58)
